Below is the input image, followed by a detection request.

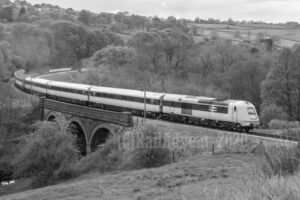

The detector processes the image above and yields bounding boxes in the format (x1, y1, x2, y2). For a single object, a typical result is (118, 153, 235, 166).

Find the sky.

(26, 0, 300, 23)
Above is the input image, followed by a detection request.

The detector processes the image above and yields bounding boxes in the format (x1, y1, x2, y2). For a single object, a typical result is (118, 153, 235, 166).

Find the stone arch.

(67, 117, 88, 156)
(89, 124, 115, 152)
(47, 115, 56, 122)
(45, 111, 59, 121)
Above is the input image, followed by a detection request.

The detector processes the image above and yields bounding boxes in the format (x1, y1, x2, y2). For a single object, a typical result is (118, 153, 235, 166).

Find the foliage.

(121, 125, 172, 169)
(0, 159, 13, 182)
(269, 119, 300, 130)
(50, 20, 88, 68)
(11, 23, 53, 72)
(261, 47, 300, 120)
(0, 6, 13, 22)
(77, 10, 92, 25)
(260, 104, 288, 127)
(110, 22, 128, 34)
(221, 58, 268, 108)
(74, 125, 172, 174)
(93, 45, 136, 68)
(258, 145, 300, 177)
(14, 121, 79, 186)
(74, 134, 122, 174)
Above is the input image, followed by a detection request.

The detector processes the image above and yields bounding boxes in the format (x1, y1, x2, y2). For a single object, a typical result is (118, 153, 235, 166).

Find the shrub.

(14, 121, 79, 186)
(0, 159, 13, 182)
(231, 173, 300, 200)
(121, 125, 172, 170)
(258, 145, 300, 177)
(74, 125, 172, 174)
(74, 134, 123, 174)
(260, 104, 288, 127)
(124, 146, 171, 169)
(269, 119, 288, 129)
(269, 119, 300, 130)
(290, 121, 300, 128)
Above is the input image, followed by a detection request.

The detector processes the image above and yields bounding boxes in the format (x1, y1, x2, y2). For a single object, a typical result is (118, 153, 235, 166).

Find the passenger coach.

(89, 87, 165, 117)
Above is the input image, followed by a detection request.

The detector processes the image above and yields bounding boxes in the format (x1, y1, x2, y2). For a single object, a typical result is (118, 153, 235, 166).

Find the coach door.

(169, 102, 176, 113)
(232, 106, 238, 121)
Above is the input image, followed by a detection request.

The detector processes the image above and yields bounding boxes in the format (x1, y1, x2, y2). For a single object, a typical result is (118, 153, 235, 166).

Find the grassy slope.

(1, 153, 259, 200)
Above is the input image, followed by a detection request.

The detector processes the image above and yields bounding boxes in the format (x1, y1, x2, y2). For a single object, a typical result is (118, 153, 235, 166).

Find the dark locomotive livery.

(14, 70, 260, 132)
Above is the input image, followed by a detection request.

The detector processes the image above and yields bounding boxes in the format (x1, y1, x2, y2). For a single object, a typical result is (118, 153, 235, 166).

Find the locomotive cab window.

(247, 107, 257, 119)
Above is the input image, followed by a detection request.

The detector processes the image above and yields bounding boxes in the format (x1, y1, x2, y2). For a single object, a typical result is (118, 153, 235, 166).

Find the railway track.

(134, 116, 299, 144)
(245, 131, 298, 142)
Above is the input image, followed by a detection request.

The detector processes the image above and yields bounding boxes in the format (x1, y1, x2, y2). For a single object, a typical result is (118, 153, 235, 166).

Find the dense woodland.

(0, 0, 298, 124)
(0, 0, 298, 127)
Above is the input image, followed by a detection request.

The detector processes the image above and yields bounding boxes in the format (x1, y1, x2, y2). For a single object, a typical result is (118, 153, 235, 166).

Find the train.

(14, 70, 260, 132)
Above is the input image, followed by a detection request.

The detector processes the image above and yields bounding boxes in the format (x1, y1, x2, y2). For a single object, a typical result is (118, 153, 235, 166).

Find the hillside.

(3, 149, 300, 200)
(0, 153, 268, 200)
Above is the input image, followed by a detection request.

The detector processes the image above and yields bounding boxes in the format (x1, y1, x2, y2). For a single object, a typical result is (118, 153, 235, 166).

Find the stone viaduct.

(39, 97, 133, 155)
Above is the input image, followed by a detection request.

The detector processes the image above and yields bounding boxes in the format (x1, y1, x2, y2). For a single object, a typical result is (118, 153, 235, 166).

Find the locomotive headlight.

(241, 122, 251, 127)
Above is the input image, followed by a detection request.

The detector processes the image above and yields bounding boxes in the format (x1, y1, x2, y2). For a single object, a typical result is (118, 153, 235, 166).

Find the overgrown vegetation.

(14, 121, 78, 186)
(268, 119, 300, 130)
(258, 145, 300, 177)
(75, 125, 172, 174)
(8, 123, 173, 187)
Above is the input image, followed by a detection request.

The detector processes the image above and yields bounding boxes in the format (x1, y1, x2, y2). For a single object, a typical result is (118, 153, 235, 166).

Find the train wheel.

(235, 124, 242, 132)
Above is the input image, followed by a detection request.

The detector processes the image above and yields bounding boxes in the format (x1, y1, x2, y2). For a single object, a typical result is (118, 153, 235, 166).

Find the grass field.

(190, 23, 300, 47)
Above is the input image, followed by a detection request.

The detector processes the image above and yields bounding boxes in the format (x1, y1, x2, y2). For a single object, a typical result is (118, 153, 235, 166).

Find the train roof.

(223, 100, 255, 106)
(90, 86, 165, 99)
(49, 68, 72, 73)
(31, 77, 52, 84)
(164, 94, 229, 105)
(49, 81, 92, 90)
